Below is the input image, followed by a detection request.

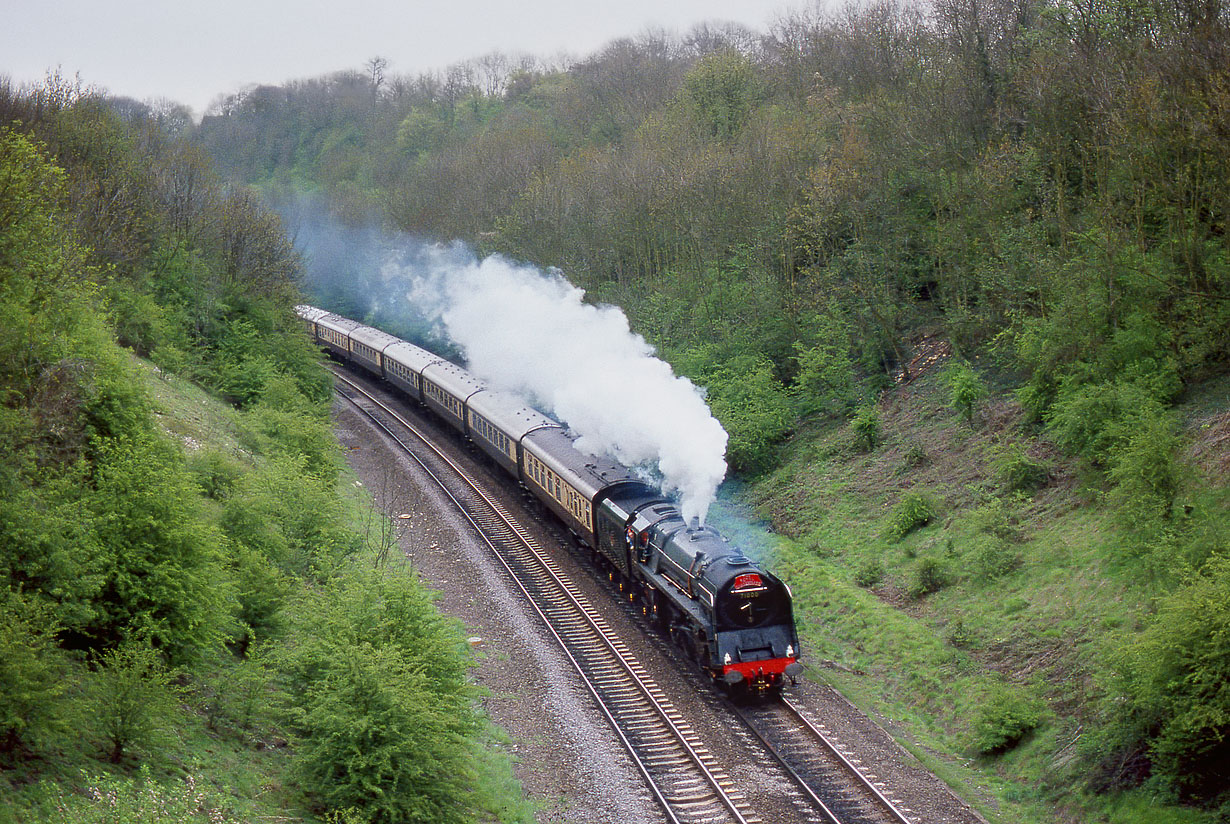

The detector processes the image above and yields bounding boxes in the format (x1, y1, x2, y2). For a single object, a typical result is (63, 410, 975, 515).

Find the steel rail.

(733, 696, 915, 824)
(332, 368, 757, 824)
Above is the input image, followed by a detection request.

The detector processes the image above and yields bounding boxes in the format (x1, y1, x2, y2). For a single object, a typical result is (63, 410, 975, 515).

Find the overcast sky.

(4, 0, 803, 118)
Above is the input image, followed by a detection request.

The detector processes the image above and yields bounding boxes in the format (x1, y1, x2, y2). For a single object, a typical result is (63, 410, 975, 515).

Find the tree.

(680, 50, 764, 140)
(278, 567, 479, 824)
(0, 592, 71, 761)
(86, 433, 234, 662)
(91, 639, 185, 764)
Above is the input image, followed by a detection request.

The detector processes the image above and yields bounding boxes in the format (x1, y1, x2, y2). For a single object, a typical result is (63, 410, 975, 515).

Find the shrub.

(1046, 378, 1166, 465)
(972, 685, 1044, 755)
(965, 495, 1024, 542)
(993, 444, 1050, 492)
(908, 556, 952, 598)
(943, 360, 987, 423)
(186, 449, 245, 500)
(1107, 409, 1181, 534)
(854, 559, 886, 588)
(0, 592, 72, 762)
(1113, 554, 1230, 801)
(85, 433, 234, 663)
(792, 312, 857, 417)
(850, 404, 880, 451)
(887, 491, 936, 542)
(685, 351, 794, 476)
(969, 535, 1022, 581)
(277, 566, 480, 824)
(90, 640, 186, 764)
(897, 440, 928, 473)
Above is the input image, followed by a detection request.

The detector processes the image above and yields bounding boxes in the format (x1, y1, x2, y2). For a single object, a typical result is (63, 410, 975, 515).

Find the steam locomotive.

(298, 304, 802, 693)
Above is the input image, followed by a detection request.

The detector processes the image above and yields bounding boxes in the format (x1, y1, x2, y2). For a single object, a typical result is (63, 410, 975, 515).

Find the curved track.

(333, 368, 760, 824)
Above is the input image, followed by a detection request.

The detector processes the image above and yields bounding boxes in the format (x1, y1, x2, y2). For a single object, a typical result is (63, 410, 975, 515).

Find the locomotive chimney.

(689, 516, 700, 532)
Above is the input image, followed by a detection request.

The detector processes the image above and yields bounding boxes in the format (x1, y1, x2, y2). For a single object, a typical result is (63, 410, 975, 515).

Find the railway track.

(332, 368, 760, 824)
(333, 366, 942, 824)
(732, 696, 916, 824)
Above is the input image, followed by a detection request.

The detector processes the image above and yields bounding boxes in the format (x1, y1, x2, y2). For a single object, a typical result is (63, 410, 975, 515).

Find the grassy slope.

(0, 359, 307, 824)
(138, 358, 534, 824)
(714, 356, 1229, 824)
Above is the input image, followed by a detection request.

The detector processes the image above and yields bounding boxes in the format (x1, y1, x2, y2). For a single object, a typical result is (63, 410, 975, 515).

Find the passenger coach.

(467, 390, 559, 476)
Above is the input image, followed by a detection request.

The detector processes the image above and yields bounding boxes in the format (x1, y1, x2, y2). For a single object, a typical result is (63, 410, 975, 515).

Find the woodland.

(1, 0, 1228, 821)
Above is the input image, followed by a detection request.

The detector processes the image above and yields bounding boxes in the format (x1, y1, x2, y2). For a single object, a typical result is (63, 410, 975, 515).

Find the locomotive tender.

(299, 305, 802, 693)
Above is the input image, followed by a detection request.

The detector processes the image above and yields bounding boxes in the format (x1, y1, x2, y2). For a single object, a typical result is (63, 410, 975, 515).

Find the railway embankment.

(721, 355, 1230, 824)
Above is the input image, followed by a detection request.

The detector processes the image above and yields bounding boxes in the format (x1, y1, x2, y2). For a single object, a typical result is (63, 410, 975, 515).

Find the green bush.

(1107, 409, 1181, 534)
(850, 404, 880, 452)
(908, 556, 953, 598)
(186, 449, 245, 500)
(943, 360, 987, 423)
(972, 685, 1044, 755)
(887, 491, 936, 542)
(90, 639, 186, 764)
(687, 352, 794, 475)
(1046, 379, 1167, 465)
(791, 311, 858, 417)
(277, 566, 480, 824)
(1113, 553, 1230, 801)
(222, 454, 358, 580)
(993, 444, 1050, 493)
(854, 559, 886, 588)
(85, 433, 235, 662)
(0, 592, 72, 762)
(969, 535, 1022, 582)
(896, 440, 928, 473)
(964, 495, 1024, 542)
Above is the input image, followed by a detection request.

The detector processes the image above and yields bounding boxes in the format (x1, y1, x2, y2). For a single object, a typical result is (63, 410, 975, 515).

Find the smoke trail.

(283, 199, 729, 523)
(382, 242, 729, 524)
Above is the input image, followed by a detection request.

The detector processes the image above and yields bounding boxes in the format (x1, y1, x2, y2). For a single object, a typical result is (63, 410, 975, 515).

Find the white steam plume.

(382, 243, 728, 524)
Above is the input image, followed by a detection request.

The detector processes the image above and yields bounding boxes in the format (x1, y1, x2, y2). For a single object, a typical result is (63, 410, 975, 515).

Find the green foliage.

(680, 50, 764, 140)
(942, 360, 986, 423)
(185, 448, 245, 500)
(887, 491, 936, 542)
(968, 535, 1022, 582)
(850, 405, 880, 452)
(194, 649, 275, 734)
(0, 591, 71, 761)
(1113, 554, 1230, 801)
(86, 434, 235, 661)
(792, 311, 859, 417)
(277, 566, 480, 824)
(90, 639, 186, 764)
(992, 444, 1050, 493)
(1, 86, 530, 824)
(1107, 410, 1182, 535)
(243, 404, 340, 478)
(222, 454, 358, 580)
(231, 546, 292, 645)
(679, 350, 794, 475)
(1046, 379, 1169, 466)
(854, 559, 885, 588)
(909, 555, 953, 598)
(972, 685, 1044, 755)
